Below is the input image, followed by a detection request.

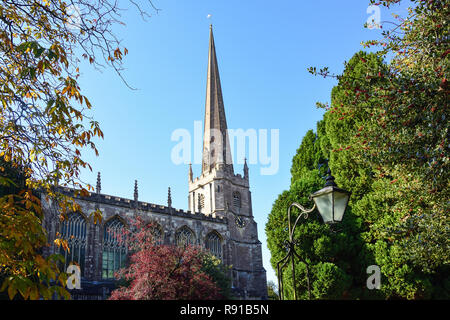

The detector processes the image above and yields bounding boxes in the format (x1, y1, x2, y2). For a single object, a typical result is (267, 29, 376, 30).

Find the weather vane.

(207, 13, 212, 26)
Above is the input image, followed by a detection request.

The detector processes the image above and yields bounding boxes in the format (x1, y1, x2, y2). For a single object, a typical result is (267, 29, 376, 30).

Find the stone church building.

(41, 26, 268, 300)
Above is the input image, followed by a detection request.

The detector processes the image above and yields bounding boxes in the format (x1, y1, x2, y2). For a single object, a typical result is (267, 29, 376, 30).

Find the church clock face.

(235, 215, 247, 228)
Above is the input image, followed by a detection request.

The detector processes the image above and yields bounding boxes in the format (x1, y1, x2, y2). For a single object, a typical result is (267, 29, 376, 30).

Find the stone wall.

(41, 188, 267, 299)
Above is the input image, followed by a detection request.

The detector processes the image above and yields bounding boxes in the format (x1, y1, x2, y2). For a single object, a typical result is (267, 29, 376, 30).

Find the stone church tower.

(188, 25, 247, 218)
(188, 26, 266, 297)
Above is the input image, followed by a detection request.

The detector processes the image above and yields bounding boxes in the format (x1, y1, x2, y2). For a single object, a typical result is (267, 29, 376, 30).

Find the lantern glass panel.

(311, 186, 350, 224)
(312, 190, 333, 223)
(332, 190, 350, 223)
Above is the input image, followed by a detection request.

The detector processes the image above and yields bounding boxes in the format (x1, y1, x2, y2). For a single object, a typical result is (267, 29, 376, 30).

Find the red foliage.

(108, 217, 223, 300)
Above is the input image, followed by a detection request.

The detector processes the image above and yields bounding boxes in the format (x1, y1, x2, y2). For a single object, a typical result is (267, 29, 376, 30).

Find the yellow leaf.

(8, 284, 16, 300)
(23, 287, 31, 300)
(30, 286, 39, 300)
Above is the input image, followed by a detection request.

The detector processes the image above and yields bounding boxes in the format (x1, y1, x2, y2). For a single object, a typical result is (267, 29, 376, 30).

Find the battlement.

(189, 167, 248, 192)
(53, 186, 226, 224)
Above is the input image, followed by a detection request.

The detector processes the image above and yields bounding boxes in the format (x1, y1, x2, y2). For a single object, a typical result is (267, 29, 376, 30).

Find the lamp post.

(276, 168, 351, 300)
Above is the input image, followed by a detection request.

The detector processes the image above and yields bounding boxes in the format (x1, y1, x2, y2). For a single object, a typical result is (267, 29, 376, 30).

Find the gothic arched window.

(102, 217, 127, 279)
(233, 192, 241, 210)
(175, 226, 196, 247)
(149, 222, 163, 245)
(205, 231, 222, 260)
(59, 212, 87, 276)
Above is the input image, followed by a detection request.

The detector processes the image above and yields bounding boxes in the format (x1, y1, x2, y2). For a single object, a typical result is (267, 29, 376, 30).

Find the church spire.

(243, 157, 249, 180)
(167, 187, 172, 208)
(202, 25, 233, 174)
(96, 172, 101, 194)
(188, 163, 193, 182)
(134, 180, 138, 202)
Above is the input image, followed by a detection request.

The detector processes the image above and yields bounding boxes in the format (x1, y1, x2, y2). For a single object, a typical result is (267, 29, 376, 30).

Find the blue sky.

(76, 0, 410, 287)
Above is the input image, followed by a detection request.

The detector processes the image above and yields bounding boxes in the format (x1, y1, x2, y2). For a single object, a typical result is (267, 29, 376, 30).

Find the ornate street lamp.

(276, 168, 351, 300)
(310, 169, 351, 224)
